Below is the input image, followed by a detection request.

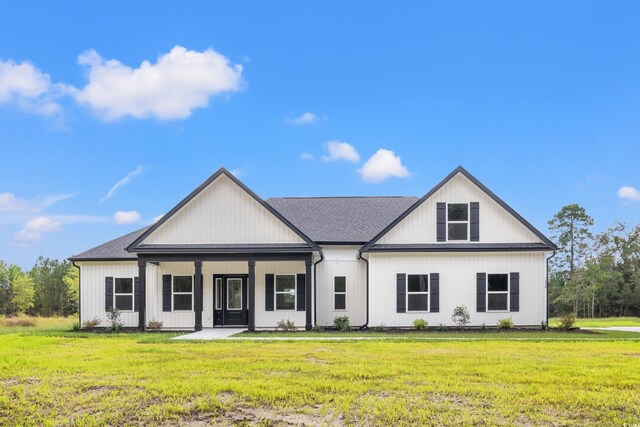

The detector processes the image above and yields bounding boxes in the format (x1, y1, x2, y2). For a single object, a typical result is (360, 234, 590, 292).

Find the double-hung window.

(487, 273, 509, 311)
(114, 278, 134, 311)
(275, 274, 296, 310)
(447, 203, 469, 241)
(334, 276, 346, 311)
(407, 274, 429, 312)
(173, 275, 193, 311)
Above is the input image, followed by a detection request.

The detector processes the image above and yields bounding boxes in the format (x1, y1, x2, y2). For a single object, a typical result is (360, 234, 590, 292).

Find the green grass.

(0, 321, 639, 425)
(548, 316, 640, 328)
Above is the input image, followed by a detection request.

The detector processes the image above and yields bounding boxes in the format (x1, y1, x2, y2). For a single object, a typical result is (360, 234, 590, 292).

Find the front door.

(213, 275, 248, 326)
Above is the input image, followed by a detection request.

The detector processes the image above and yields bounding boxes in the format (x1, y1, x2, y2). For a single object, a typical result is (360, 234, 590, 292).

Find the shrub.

(480, 323, 486, 331)
(413, 318, 428, 331)
(541, 321, 548, 330)
(82, 317, 101, 330)
(312, 324, 325, 333)
(438, 323, 448, 332)
(451, 305, 471, 330)
(147, 319, 163, 331)
(71, 322, 81, 331)
(375, 323, 388, 332)
(277, 318, 296, 331)
(333, 316, 350, 332)
(555, 313, 576, 331)
(497, 318, 515, 330)
(2, 317, 35, 327)
(106, 308, 122, 332)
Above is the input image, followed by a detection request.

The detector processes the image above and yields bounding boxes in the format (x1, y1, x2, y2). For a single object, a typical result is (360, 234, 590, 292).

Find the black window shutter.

(296, 274, 306, 311)
(265, 274, 274, 311)
(510, 272, 520, 312)
(162, 275, 172, 312)
(396, 273, 406, 313)
(430, 273, 439, 313)
(134, 277, 140, 312)
(105, 277, 114, 310)
(437, 202, 446, 242)
(476, 273, 486, 312)
(470, 202, 480, 242)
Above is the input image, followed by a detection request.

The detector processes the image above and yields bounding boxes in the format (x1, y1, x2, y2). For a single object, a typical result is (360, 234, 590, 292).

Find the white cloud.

(300, 152, 314, 161)
(0, 59, 66, 116)
(24, 216, 60, 232)
(114, 210, 141, 224)
(286, 112, 318, 125)
(358, 149, 410, 183)
(74, 46, 243, 121)
(618, 186, 640, 201)
(323, 141, 360, 163)
(100, 165, 146, 203)
(0, 192, 73, 213)
(13, 229, 41, 243)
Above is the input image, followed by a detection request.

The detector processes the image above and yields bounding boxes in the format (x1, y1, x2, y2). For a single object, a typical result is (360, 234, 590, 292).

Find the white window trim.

(214, 278, 222, 310)
(274, 273, 297, 311)
(113, 277, 135, 312)
(226, 278, 243, 311)
(172, 275, 194, 312)
(486, 273, 510, 312)
(446, 202, 470, 242)
(333, 276, 347, 311)
(406, 273, 430, 313)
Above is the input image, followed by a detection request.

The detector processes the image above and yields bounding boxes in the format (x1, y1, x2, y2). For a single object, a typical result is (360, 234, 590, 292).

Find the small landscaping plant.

(71, 322, 81, 331)
(555, 313, 576, 331)
(312, 324, 324, 333)
(147, 319, 163, 331)
(333, 316, 350, 332)
(480, 322, 486, 331)
(497, 318, 515, 330)
(541, 320, 548, 330)
(451, 305, 470, 330)
(438, 323, 448, 331)
(82, 317, 101, 330)
(106, 308, 122, 332)
(375, 323, 388, 332)
(277, 318, 296, 331)
(413, 318, 428, 331)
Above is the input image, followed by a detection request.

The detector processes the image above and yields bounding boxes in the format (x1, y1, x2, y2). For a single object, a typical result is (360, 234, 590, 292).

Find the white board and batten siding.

(315, 246, 366, 327)
(368, 252, 547, 327)
(144, 175, 304, 245)
(378, 173, 540, 245)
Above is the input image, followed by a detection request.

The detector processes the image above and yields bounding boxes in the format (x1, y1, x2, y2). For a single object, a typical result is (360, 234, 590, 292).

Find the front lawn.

(0, 325, 639, 425)
(548, 316, 640, 328)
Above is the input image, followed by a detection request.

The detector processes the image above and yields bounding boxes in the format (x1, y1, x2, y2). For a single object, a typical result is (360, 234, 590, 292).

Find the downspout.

(72, 262, 81, 326)
(546, 251, 557, 326)
(313, 248, 324, 327)
(357, 249, 369, 330)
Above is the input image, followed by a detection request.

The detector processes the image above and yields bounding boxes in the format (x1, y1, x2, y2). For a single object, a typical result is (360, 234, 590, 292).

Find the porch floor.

(172, 328, 247, 340)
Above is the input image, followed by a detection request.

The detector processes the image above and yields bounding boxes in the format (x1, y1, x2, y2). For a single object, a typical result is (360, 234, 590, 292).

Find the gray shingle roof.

(70, 226, 150, 261)
(266, 196, 418, 243)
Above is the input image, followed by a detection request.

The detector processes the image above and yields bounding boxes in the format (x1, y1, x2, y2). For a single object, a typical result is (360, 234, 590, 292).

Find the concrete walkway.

(586, 326, 640, 333)
(172, 328, 246, 340)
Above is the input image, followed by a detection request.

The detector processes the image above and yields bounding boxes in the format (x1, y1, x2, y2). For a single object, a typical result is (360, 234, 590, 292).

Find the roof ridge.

(267, 196, 418, 200)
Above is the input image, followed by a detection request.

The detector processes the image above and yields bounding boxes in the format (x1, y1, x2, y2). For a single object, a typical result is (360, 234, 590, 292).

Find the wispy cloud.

(359, 149, 410, 183)
(300, 152, 314, 161)
(286, 112, 319, 125)
(100, 165, 147, 203)
(114, 210, 141, 225)
(323, 141, 360, 163)
(0, 192, 74, 213)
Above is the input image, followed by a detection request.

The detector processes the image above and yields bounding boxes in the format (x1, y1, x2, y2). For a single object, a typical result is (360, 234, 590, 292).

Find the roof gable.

(362, 166, 557, 251)
(128, 168, 318, 251)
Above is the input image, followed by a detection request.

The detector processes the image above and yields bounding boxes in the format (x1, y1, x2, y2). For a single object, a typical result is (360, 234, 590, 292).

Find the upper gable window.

(447, 203, 469, 241)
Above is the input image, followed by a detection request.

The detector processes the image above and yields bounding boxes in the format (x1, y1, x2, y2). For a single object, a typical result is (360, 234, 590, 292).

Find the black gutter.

(546, 250, 557, 326)
(312, 249, 324, 327)
(357, 249, 369, 329)
(72, 262, 80, 325)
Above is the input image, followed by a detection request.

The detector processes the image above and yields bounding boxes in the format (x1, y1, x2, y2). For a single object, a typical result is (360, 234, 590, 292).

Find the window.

(275, 275, 296, 310)
(173, 275, 193, 311)
(215, 278, 222, 310)
(334, 276, 346, 311)
(227, 278, 242, 310)
(487, 274, 509, 311)
(407, 274, 429, 312)
(447, 203, 469, 241)
(114, 278, 134, 311)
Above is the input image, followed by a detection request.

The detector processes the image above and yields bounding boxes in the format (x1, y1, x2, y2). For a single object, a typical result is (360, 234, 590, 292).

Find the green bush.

(71, 322, 81, 331)
(375, 323, 388, 332)
(541, 321, 548, 330)
(312, 324, 325, 333)
(497, 318, 515, 330)
(480, 323, 486, 331)
(451, 305, 470, 330)
(333, 316, 350, 332)
(555, 313, 576, 331)
(277, 318, 296, 331)
(106, 308, 122, 332)
(438, 323, 448, 331)
(413, 318, 428, 331)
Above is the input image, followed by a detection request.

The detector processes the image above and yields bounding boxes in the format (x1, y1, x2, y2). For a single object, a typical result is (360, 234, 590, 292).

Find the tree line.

(0, 257, 78, 317)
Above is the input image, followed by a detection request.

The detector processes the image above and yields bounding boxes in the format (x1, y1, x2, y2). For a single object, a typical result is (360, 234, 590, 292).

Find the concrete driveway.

(587, 327, 640, 333)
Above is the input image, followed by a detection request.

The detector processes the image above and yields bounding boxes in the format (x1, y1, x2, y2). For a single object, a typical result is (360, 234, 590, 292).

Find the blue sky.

(1, 2, 640, 269)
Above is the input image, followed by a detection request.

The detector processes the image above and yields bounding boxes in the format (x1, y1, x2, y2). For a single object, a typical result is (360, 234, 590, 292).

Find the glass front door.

(213, 275, 248, 326)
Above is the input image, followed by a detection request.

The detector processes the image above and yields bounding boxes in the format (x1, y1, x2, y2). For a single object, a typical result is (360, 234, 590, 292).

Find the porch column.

(194, 261, 203, 331)
(137, 259, 146, 331)
(248, 260, 256, 331)
(305, 257, 312, 331)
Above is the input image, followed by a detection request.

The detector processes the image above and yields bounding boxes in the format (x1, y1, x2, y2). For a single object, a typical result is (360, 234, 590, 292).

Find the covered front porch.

(135, 251, 314, 332)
